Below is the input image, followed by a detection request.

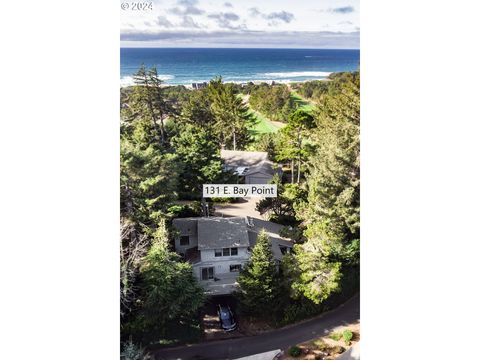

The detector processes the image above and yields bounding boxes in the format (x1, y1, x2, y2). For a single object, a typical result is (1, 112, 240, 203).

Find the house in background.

(220, 150, 282, 184)
(173, 216, 293, 295)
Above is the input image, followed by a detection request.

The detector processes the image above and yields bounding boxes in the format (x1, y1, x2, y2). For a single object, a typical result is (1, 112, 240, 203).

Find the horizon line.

(120, 46, 360, 50)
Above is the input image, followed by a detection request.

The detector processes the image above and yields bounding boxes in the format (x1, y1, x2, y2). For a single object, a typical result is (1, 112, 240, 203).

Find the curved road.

(153, 294, 359, 360)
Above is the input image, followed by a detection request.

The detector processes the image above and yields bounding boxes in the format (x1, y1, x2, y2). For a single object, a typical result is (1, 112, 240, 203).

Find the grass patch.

(290, 91, 316, 113)
(329, 331, 343, 341)
(343, 329, 353, 345)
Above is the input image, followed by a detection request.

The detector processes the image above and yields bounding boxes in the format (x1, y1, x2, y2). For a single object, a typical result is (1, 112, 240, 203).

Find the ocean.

(120, 48, 359, 87)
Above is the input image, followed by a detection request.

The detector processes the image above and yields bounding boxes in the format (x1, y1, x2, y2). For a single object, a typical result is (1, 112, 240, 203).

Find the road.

(153, 294, 359, 360)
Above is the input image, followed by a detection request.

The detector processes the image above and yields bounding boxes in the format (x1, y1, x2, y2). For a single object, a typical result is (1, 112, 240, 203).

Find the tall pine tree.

(236, 230, 280, 318)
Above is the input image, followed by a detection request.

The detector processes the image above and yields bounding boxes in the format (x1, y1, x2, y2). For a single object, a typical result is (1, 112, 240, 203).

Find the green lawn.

(290, 90, 317, 113)
(238, 94, 282, 140)
(248, 108, 280, 133)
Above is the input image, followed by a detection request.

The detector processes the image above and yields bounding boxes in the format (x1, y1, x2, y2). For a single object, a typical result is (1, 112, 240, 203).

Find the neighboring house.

(173, 216, 293, 295)
(220, 150, 282, 184)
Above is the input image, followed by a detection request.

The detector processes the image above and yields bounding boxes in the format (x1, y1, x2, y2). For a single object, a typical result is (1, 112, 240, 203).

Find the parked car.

(217, 305, 237, 331)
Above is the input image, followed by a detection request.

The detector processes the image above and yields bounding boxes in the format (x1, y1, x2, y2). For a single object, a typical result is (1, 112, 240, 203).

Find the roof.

(172, 218, 198, 236)
(245, 160, 277, 177)
(221, 150, 268, 168)
(246, 217, 294, 260)
(197, 217, 250, 250)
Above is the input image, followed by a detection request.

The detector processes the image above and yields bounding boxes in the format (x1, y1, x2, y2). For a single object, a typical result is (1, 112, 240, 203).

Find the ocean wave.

(261, 71, 331, 78)
(120, 74, 175, 87)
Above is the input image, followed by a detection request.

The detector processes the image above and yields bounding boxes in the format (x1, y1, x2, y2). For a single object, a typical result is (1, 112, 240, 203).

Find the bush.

(343, 329, 353, 345)
(329, 331, 342, 341)
(288, 346, 302, 357)
(122, 340, 151, 360)
(167, 203, 202, 218)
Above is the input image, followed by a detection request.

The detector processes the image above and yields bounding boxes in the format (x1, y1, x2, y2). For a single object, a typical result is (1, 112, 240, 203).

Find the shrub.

(343, 329, 353, 345)
(167, 203, 202, 218)
(329, 331, 342, 341)
(288, 346, 302, 357)
(122, 340, 151, 360)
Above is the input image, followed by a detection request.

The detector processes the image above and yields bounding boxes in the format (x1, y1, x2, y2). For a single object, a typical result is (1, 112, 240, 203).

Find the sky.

(120, 0, 359, 48)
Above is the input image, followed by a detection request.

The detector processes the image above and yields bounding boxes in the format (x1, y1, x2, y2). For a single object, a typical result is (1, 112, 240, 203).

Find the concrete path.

(153, 294, 359, 360)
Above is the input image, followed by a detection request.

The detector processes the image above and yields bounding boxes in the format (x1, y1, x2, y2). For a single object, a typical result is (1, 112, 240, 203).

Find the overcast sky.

(120, 0, 359, 48)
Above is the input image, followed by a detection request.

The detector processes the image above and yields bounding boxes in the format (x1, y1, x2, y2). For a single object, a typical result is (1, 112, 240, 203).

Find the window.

(180, 235, 189, 246)
(280, 246, 291, 255)
(201, 267, 214, 280)
(215, 248, 239, 257)
(230, 264, 242, 272)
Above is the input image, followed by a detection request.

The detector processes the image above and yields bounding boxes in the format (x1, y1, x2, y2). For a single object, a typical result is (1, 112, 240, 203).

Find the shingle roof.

(246, 217, 294, 260)
(172, 218, 198, 236)
(220, 150, 268, 168)
(245, 160, 277, 176)
(197, 217, 250, 250)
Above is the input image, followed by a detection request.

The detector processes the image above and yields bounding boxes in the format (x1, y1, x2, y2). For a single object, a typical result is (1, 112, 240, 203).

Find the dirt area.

(201, 296, 243, 341)
(200, 295, 277, 341)
(279, 322, 360, 360)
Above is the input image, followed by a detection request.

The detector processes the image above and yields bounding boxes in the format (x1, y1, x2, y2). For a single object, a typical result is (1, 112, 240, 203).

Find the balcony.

(201, 272, 240, 296)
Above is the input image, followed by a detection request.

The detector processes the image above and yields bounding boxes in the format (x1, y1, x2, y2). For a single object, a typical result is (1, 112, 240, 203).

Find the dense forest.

(120, 67, 359, 357)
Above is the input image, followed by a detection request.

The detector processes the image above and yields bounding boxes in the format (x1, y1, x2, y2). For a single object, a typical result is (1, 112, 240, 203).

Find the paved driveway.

(214, 197, 264, 219)
(153, 294, 359, 360)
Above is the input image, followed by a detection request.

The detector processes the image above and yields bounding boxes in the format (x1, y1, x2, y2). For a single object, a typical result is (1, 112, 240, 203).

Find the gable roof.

(197, 217, 249, 250)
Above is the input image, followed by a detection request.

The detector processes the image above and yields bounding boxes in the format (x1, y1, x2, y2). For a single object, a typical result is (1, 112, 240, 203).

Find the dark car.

(217, 305, 237, 331)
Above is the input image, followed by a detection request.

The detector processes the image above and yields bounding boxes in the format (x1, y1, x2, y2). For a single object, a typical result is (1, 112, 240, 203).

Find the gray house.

(173, 216, 293, 295)
(220, 150, 282, 184)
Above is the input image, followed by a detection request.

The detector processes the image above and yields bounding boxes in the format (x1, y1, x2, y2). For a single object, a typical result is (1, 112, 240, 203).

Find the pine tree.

(298, 72, 360, 262)
(288, 72, 360, 304)
(171, 123, 227, 198)
(276, 109, 315, 183)
(237, 230, 280, 318)
(207, 78, 253, 150)
(138, 221, 205, 337)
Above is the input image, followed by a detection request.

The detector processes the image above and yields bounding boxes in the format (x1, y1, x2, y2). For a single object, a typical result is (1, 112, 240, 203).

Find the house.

(220, 150, 282, 184)
(173, 216, 293, 295)
(192, 82, 208, 90)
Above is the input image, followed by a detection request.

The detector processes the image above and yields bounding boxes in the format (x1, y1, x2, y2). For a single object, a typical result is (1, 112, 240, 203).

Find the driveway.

(152, 294, 359, 360)
(214, 197, 264, 219)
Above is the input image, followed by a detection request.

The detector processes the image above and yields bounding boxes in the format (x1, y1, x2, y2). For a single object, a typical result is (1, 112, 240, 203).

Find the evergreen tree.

(207, 78, 253, 150)
(255, 175, 304, 225)
(289, 72, 360, 304)
(276, 109, 315, 183)
(288, 243, 342, 304)
(120, 132, 178, 226)
(170, 123, 227, 198)
(123, 65, 171, 147)
(236, 230, 280, 318)
(298, 73, 360, 262)
(180, 88, 216, 127)
(136, 221, 205, 338)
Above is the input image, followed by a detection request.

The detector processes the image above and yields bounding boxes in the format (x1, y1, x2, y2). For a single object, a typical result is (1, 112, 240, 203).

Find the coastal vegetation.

(120, 66, 359, 350)
(248, 83, 296, 122)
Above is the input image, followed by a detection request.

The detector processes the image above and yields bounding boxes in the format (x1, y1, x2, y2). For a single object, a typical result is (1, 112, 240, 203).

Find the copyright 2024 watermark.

(121, 2, 153, 11)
